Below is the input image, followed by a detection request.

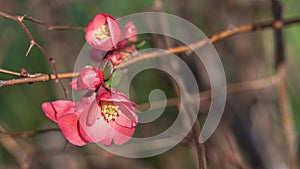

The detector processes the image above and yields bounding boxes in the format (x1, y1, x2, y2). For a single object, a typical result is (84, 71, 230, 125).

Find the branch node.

(20, 68, 29, 77)
(274, 20, 284, 29)
(17, 15, 26, 22)
(50, 59, 55, 64)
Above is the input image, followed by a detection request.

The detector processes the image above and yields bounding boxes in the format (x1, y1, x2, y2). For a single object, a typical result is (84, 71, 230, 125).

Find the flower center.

(95, 25, 110, 40)
(101, 104, 120, 122)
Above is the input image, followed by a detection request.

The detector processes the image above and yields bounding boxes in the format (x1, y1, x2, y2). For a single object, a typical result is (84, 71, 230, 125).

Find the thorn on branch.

(0, 10, 69, 98)
(25, 40, 35, 57)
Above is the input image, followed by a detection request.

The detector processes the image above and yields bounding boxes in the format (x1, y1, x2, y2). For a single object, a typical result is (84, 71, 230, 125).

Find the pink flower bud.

(70, 65, 104, 91)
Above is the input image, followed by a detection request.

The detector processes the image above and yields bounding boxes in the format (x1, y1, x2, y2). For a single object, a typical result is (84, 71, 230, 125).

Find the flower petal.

(110, 122, 135, 145)
(93, 14, 109, 28)
(115, 102, 138, 128)
(58, 114, 88, 146)
(107, 51, 124, 65)
(124, 21, 138, 43)
(107, 17, 123, 48)
(79, 102, 110, 143)
(97, 88, 133, 103)
(69, 78, 79, 90)
(42, 100, 74, 122)
(86, 100, 100, 126)
(98, 130, 114, 146)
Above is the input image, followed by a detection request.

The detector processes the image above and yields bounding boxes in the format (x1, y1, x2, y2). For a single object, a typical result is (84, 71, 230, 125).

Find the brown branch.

(0, 74, 279, 139)
(116, 16, 300, 69)
(0, 123, 34, 169)
(277, 66, 297, 169)
(0, 128, 60, 138)
(137, 75, 279, 111)
(272, 0, 284, 68)
(0, 10, 69, 97)
(0, 68, 22, 76)
(192, 119, 207, 169)
(1, 72, 78, 87)
(23, 16, 85, 31)
(271, 1, 298, 168)
(0, 16, 300, 87)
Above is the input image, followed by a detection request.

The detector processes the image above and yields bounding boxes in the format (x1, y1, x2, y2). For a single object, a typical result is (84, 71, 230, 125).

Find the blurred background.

(0, 0, 300, 168)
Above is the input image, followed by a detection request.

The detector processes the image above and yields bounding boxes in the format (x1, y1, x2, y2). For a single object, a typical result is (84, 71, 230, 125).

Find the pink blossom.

(85, 13, 123, 51)
(106, 40, 137, 65)
(88, 21, 138, 65)
(80, 88, 138, 146)
(124, 21, 138, 43)
(70, 65, 104, 91)
(42, 100, 89, 146)
(106, 50, 126, 65)
(42, 88, 138, 146)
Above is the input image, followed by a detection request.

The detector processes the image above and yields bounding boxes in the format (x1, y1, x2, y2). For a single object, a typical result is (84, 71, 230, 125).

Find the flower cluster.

(85, 13, 138, 65)
(42, 13, 139, 146)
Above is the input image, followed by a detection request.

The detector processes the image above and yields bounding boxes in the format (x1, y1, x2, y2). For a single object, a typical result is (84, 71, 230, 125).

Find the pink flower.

(42, 88, 138, 146)
(124, 21, 138, 43)
(106, 50, 126, 65)
(85, 13, 123, 51)
(70, 65, 104, 91)
(124, 22, 138, 43)
(106, 40, 137, 65)
(42, 100, 89, 146)
(80, 88, 138, 145)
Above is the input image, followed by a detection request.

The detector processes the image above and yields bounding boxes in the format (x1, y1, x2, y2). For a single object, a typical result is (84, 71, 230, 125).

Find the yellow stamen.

(101, 104, 121, 122)
(95, 25, 110, 40)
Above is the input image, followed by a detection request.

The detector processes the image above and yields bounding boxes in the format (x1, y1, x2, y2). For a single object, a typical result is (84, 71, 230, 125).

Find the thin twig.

(277, 65, 297, 169)
(0, 16, 299, 87)
(192, 119, 207, 169)
(0, 10, 68, 97)
(0, 123, 34, 169)
(116, 16, 300, 69)
(0, 128, 60, 138)
(23, 16, 85, 31)
(0, 74, 279, 140)
(0, 68, 21, 76)
(137, 75, 279, 111)
(1, 72, 78, 87)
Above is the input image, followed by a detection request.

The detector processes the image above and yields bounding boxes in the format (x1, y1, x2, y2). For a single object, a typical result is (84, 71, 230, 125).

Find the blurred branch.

(0, 124, 33, 169)
(0, 10, 68, 97)
(0, 128, 60, 138)
(277, 66, 297, 169)
(192, 119, 207, 169)
(116, 16, 300, 69)
(138, 74, 278, 111)
(271, 1, 298, 168)
(272, 0, 284, 68)
(0, 75, 279, 139)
